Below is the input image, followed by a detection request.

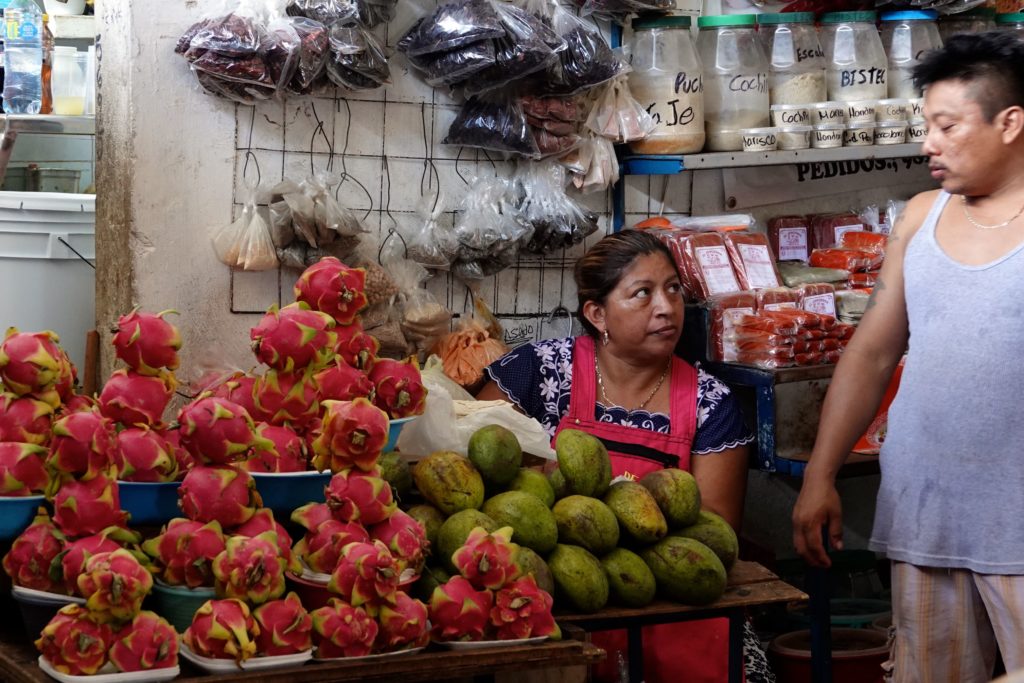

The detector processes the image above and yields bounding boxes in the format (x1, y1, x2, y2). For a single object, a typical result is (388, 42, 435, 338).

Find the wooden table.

(557, 561, 808, 683)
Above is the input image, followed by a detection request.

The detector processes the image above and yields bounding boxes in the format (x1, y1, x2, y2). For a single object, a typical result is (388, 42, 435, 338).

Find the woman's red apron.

(552, 335, 733, 683)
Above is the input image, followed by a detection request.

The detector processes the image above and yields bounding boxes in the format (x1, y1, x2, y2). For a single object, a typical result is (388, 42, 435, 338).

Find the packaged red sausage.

(681, 232, 741, 300)
(756, 287, 801, 312)
(833, 323, 856, 340)
(810, 213, 864, 250)
(707, 291, 757, 362)
(823, 349, 843, 365)
(797, 283, 837, 317)
(732, 333, 795, 351)
(799, 328, 828, 341)
(654, 229, 699, 300)
(761, 308, 824, 329)
(795, 352, 823, 366)
(819, 338, 841, 352)
(723, 232, 783, 290)
(736, 314, 799, 336)
(848, 271, 879, 289)
(736, 347, 797, 369)
(809, 248, 883, 273)
(768, 215, 811, 262)
(840, 230, 887, 254)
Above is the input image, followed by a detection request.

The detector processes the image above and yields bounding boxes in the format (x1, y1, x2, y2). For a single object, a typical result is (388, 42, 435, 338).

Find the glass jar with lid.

(880, 10, 942, 99)
(696, 14, 769, 152)
(820, 11, 888, 103)
(996, 12, 1024, 35)
(757, 12, 827, 106)
(628, 15, 705, 155)
(938, 7, 996, 41)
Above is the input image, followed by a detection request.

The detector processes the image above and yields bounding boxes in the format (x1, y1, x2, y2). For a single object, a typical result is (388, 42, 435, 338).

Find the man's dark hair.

(913, 31, 1024, 121)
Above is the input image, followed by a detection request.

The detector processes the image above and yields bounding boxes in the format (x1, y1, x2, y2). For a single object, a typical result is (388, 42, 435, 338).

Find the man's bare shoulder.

(889, 189, 942, 247)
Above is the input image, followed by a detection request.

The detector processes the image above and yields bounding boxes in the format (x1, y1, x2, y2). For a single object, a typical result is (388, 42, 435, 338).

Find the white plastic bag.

(211, 186, 279, 271)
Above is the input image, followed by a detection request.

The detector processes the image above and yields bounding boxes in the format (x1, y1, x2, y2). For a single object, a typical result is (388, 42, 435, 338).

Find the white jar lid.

(846, 122, 876, 129)
(779, 125, 812, 132)
(814, 123, 845, 130)
(771, 104, 809, 111)
(812, 101, 844, 108)
(741, 127, 780, 134)
(877, 98, 907, 106)
(876, 121, 908, 129)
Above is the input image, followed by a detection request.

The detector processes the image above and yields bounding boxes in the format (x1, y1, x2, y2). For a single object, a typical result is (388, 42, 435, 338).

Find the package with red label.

(840, 230, 887, 254)
(756, 287, 801, 312)
(735, 313, 799, 337)
(810, 248, 882, 273)
(653, 229, 699, 300)
(847, 271, 878, 289)
(722, 232, 782, 290)
(736, 346, 797, 369)
(818, 338, 842, 352)
(810, 213, 864, 250)
(768, 215, 811, 262)
(707, 291, 757, 362)
(681, 232, 741, 300)
(797, 283, 837, 317)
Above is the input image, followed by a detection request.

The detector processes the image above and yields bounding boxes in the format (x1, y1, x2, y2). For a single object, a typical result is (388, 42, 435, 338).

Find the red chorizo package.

(795, 351, 823, 366)
(723, 232, 783, 290)
(756, 287, 801, 312)
(731, 332, 796, 350)
(810, 248, 883, 273)
(768, 215, 811, 262)
(848, 271, 878, 289)
(736, 313, 799, 336)
(761, 308, 825, 329)
(652, 229, 699, 300)
(810, 213, 864, 250)
(840, 230, 887, 254)
(823, 349, 843, 364)
(707, 291, 757, 362)
(736, 346, 797, 369)
(681, 232, 742, 300)
(832, 323, 856, 340)
(797, 283, 837, 318)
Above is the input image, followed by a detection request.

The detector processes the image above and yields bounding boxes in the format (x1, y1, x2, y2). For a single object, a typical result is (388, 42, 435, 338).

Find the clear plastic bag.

(286, 0, 359, 25)
(451, 175, 532, 279)
(532, 0, 625, 95)
(521, 95, 580, 158)
(356, 0, 399, 28)
(212, 187, 279, 271)
(404, 194, 459, 270)
(407, 41, 496, 88)
(462, 3, 564, 96)
(325, 23, 390, 90)
(585, 77, 656, 143)
(301, 171, 368, 242)
(577, 0, 675, 26)
(268, 179, 300, 248)
(389, 259, 453, 351)
(444, 97, 540, 158)
(396, 0, 504, 56)
(281, 16, 329, 93)
(515, 161, 599, 255)
(560, 133, 618, 194)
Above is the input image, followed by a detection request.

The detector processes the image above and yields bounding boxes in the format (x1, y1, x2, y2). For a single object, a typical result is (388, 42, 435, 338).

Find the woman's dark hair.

(913, 32, 1024, 121)
(573, 229, 679, 337)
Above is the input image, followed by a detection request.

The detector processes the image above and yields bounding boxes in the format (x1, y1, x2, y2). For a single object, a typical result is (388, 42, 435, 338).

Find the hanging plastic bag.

(530, 0, 625, 95)
(444, 97, 540, 158)
(301, 171, 368, 242)
(396, 0, 504, 57)
(286, 0, 359, 25)
(561, 133, 619, 194)
(521, 94, 581, 158)
(279, 16, 330, 93)
(515, 161, 600, 255)
(585, 77, 656, 143)
(388, 258, 453, 351)
(451, 175, 532, 280)
(211, 186, 279, 271)
(407, 41, 496, 88)
(268, 179, 300, 248)
(577, 0, 674, 26)
(403, 193, 459, 270)
(325, 23, 390, 90)
(462, 2, 564, 96)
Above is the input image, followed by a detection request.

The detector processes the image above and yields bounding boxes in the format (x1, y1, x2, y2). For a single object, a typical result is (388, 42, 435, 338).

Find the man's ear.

(582, 300, 605, 334)
(999, 105, 1024, 144)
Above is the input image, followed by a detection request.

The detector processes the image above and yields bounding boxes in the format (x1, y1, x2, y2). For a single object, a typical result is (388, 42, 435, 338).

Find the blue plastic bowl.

(152, 581, 216, 633)
(118, 481, 182, 526)
(385, 416, 417, 453)
(0, 496, 46, 540)
(251, 471, 331, 515)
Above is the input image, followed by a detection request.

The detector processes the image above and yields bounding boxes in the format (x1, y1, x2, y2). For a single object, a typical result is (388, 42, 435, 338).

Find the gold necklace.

(595, 357, 671, 412)
(960, 195, 1024, 230)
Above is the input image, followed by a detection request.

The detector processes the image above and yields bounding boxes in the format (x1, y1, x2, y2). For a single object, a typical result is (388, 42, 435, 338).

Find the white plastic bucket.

(0, 192, 95, 372)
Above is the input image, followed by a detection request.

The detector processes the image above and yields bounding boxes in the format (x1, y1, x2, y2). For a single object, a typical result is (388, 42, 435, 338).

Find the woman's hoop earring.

(602, 330, 610, 346)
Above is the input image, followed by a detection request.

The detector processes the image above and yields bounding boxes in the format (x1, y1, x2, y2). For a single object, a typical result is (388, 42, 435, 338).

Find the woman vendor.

(477, 230, 771, 683)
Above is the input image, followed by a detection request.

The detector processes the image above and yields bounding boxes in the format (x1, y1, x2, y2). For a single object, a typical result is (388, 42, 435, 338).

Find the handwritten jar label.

(843, 126, 874, 146)
(812, 127, 844, 148)
(771, 106, 810, 127)
(875, 124, 907, 145)
(907, 119, 926, 143)
(845, 102, 876, 124)
(741, 130, 778, 151)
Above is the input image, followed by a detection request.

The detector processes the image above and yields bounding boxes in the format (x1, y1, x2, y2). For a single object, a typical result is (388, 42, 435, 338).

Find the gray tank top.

(870, 191, 1024, 573)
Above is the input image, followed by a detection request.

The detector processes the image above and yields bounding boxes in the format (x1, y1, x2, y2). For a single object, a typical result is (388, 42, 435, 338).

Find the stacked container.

(820, 12, 888, 103)
(880, 10, 942, 99)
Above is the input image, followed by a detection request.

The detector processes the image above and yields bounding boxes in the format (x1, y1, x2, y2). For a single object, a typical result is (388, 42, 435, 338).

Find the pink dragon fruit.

(98, 368, 176, 427)
(369, 358, 427, 419)
(490, 575, 558, 640)
(429, 575, 494, 642)
(35, 604, 112, 675)
(250, 302, 338, 371)
(234, 508, 295, 564)
(77, 548, 154, 623)
(184, 598, 259, 662)
(53, 350, 78, 404)
(253, 591, 313, 656)
(207, 372, 260, 422)
(212, 531, 293, 605)
(112, 309, 183, 376)
(251, 368, 320, 428)
(370, 509, 429, 576)
(178, 464, 262, 528)
(243, 423, 307, 473)
(294, 257, 368, 325)
(290, 501, 334, 532)
(0, 442, 49, 496)
(334, 321, 379, 371)
(0, 392, 54, 445)
(109, 611, 179, 671)
(311, 598, 378, 658)
(177, 396, 264, 465)
(324, 467, 396, 525)
(0, 328, 65, 402)
(61, 393, 99, 414)
(293, 518, 370, 575)
(376, 591, 430, 651)
(162, 427, 195, 476)
(311, 398, 389, 473)
(114, 426, 179, 482)
(2, 507, 65, 592)
(328, 540, 400, 609)
(453, 526, 520, 591)
(46, 410, 117, 482)
(59, 526, 141, 594)
(314, 358, 374, 402)
(52, 472, 130, 537)
(142, 517, 226, 588)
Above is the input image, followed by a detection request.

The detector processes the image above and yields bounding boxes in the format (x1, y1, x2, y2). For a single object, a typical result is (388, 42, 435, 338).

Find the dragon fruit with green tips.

(35, 604, 112, 675)
(142, 517, 226, 588)
(325, 467, 396, 525)
(112, 309, 182, 376)
(178, 464, 262, 528)
(453, 526, 520, 591)
(294, 257, 368, 325)
(370, 509, 429, 576)
(234, 508, 295, 564)
(0, 441, 49, 496)
(369, 357, 427, 419)
(98, 368, 176, 427)
(490, 575, 558, 640)
(311, 398, 389, 473)
(428, 575, 494, 642)
(212, 531, 294, 605)
(2, 507, 65, 593)
(250, 302, 338, 371)
(114, 425, 179, 482)
(77, 548, 154, 623)
(376, 591, 430, 651)
(311, 598, 378, 658)
(53, 349, 78, 404)
(314, 358, 374, 402)
(109, 610, 179, 671)
(290, 501, 334, 532)
(328, 539, 400, 609)
(334, 321, 379, 371)
(52, 472, 130, 536)
(62, 393, 99, 414)
(251, 368, 320, 428)
(0, 328, 65, 403)
(293, 518, 369, 575)
(0, 393, 54, 445)
(177, 396, 263, 465)
(253, 591, 313, 656)
(162, 427, 195, 476)
(243, 423, 307, 473)
(59, 526, 141, 594)
(184, 598, 259, 662)
(46, 410, 117, 482)
(206, 372, 260, 423)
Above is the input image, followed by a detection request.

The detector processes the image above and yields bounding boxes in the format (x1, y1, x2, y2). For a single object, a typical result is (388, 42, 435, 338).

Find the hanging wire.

(333, 97, 375, 221)
(241, 106, 262, 186)
(419, 102, 443, 214)
(308, 100, 335, 176)
(57, 237, 95, 270)
(376, 156, 409, 264)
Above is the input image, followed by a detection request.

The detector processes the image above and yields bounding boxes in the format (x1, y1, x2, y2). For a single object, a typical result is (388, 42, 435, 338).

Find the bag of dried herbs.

(325, 22, 390, 90)
(514, 161, 599, 255)
(444, 97, 540, 158)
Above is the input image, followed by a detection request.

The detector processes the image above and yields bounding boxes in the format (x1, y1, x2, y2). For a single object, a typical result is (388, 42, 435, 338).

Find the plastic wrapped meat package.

(681, 232, 741, 300)
(735, 313, 798, 337)
(723, 232, 782, 290)
(796, 283, 837, 318)
(707, 291, 756, 362)
(809, 248, 883, 273)
(756, 287, 800, 312)
(840, 230, 887, 254)
(847, 271, 878, 289)
(810, 213, 865, 250)
(777, 261, 850, 288)
(768, 215, 811, 263)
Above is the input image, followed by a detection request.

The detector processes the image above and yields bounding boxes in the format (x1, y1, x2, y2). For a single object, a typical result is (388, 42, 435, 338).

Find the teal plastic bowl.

(789, 598, 892, 629)
(386, 416, 416, 452)
(152, 581, 216, 633)
(251, 471, 331, 515)
(118, 481, 181, 526)
(0, 496, 46, 540)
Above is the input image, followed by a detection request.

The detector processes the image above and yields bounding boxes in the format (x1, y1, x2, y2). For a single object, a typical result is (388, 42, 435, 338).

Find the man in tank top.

(793, 32, 1024, 683)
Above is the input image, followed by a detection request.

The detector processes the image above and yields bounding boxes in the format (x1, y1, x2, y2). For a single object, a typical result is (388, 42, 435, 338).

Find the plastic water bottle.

(3, 0, 43, 114)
